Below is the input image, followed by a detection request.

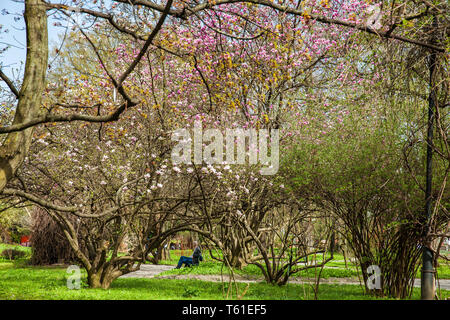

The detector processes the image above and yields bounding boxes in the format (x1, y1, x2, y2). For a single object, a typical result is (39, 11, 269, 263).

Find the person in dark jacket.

(175, 241, 203, 269)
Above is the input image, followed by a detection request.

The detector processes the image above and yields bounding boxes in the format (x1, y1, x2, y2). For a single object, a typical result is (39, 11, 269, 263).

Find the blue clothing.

(175, 246, 203, 269)
(176, 256, 193, 268)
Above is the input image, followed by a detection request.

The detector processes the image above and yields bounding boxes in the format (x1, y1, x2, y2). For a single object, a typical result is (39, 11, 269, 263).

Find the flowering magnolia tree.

(0, 0, 446, 190)
(7, 104, 200, 288)
(0, 0, 448, 298)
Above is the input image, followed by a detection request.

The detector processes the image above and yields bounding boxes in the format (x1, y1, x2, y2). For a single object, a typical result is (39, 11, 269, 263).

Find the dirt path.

(119, 264, 174, 278)
(119, 264, 450, 290)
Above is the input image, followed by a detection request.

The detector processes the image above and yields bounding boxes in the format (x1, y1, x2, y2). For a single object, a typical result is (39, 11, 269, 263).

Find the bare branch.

(0, 68, 20, 99)
(0, 100, 137, 134)
(2, 188, 78, 212)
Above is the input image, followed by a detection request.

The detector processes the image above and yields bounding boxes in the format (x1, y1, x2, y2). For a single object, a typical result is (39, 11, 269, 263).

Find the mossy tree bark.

(0, 0, 48, 192)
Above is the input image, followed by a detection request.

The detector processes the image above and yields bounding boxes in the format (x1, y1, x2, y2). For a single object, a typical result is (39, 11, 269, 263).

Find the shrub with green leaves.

(1, 249, 26, 260)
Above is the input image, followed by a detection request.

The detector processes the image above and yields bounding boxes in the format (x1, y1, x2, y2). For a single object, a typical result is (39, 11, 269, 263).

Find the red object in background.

(20, 235, 31, 247)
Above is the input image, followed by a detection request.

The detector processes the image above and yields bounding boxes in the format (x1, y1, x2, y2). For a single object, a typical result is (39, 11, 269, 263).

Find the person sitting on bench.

(175, 241, 203, 269)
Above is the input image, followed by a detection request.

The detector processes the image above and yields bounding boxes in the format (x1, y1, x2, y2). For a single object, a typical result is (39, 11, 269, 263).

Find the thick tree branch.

(2, 188, 78, 212)
(0, 100, 137, 134)
(3, 188, 120, 218)
(0, 69, 20, 99)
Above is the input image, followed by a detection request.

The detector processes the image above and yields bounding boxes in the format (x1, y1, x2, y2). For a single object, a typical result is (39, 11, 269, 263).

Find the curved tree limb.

(0, 69, 20, 99)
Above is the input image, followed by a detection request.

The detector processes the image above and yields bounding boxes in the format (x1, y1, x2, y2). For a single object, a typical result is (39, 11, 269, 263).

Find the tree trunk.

(87, 272, 102, 289)
(0, 0, 48, 192)
(87, 267, 122, 289)
(228, 251, 247, 269)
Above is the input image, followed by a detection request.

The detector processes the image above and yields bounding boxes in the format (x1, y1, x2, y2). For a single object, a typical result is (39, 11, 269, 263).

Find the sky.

(0, 0, 64, 86)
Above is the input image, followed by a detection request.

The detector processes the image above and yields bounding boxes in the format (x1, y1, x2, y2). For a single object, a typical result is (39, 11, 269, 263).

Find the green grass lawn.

(162, 250, 450, 280)
(1, 244, 448, 279)
(436, 263, 450, 279)
(1, 262, 448, 300)
(1, 244, 449, 300)
(158, 260, 360, 279)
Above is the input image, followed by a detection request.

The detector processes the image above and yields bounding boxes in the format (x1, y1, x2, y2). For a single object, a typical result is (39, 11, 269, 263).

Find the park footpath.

(119, 264, 450, 291)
